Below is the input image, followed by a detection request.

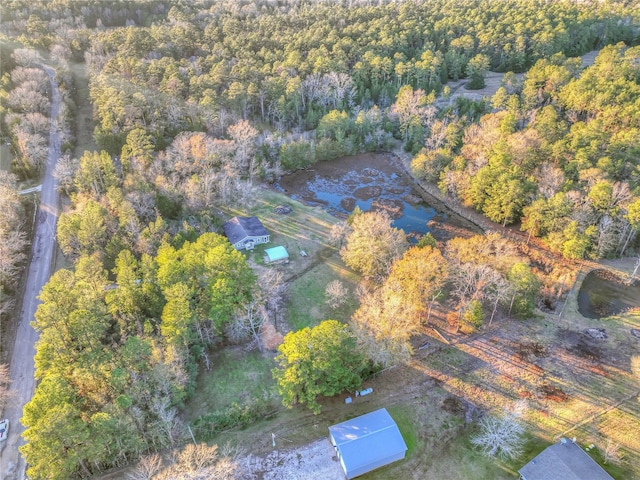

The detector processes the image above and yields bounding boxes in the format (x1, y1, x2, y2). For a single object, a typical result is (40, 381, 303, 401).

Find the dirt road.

(0, 65, 61, 480)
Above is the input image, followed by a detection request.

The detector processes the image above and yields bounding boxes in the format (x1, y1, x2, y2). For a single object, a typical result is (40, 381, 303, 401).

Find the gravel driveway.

(242, 438, 344, 480)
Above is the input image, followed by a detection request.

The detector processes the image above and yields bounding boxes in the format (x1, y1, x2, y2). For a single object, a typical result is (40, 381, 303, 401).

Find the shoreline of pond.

(275, 151, 484, 243)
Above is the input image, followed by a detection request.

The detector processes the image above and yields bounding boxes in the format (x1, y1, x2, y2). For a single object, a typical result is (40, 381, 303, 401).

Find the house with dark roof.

(519, 438, 614, 480)
(222, 216, 270, 250)
(328, 408, 408, 479)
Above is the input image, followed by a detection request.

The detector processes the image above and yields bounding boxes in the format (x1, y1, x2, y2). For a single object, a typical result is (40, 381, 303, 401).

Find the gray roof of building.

(519, 440, 614, 480)
(222, 216, 268, 244)
(329, 408, 407, 474)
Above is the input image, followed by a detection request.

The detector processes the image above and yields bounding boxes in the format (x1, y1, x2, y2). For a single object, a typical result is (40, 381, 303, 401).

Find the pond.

(277, 153, 441, 242)
(577, 269, 640, 319)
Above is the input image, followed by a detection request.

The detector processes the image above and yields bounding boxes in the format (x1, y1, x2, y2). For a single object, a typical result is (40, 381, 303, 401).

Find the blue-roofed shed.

(264, 246, 289, 264)
(328, 408, 408, 479)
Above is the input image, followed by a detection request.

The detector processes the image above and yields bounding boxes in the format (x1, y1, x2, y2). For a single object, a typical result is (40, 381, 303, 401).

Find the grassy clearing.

(234, 189, 337, 256)
(0, 144, 12, 172)
(286, 259, 359, 331)
(186, 348, 277, 422)
(68, 61, 97, 157)
(226, 189, 361, 331)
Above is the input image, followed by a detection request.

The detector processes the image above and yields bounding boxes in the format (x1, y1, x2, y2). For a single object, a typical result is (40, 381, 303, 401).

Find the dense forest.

(0, 0, 639, 478)
(414, 44, 640, 260)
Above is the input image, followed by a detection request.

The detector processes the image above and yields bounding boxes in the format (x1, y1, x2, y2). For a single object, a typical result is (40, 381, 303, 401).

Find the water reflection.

(282, 166, 438, 242)
(577, 269, 640, 319)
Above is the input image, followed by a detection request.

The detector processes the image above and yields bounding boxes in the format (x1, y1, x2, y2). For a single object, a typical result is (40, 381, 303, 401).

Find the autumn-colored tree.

(340, 210, 408, 281)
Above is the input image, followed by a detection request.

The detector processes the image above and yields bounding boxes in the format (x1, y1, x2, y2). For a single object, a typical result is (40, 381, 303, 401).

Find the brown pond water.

(577, 269, 640, 319)
(277, 152, 463, 242)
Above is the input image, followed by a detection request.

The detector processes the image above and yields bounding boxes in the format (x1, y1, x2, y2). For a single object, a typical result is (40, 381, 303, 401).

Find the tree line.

(21, 233, 257, 479)
(8, 0, 630, 157)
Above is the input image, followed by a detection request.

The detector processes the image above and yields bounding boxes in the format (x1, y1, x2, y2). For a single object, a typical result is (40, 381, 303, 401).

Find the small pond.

(577, 269, 640, 319)
(277, 153, 440, 241)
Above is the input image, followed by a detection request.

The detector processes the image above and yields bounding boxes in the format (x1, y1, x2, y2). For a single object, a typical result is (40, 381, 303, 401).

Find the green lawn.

(286, 258, 359, 331)
(186, 348, 277, 422)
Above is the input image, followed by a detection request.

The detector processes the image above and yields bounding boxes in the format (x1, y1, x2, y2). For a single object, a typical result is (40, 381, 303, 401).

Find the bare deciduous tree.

(228, 120, 259, 179)
(153, 443, 244, 480)
(329, 220, 350, 247)
(0, 231, 28, 286)
(127, 453, 163, 480)
(11, 48, 42, 67)
(53, 154, 79, 195)
(150, 397, 183, 447)
(325, 280, 348, 309)
(604, 439, 624, 465)
(228, 270, 286, 352)
(470, 411, 525, 461)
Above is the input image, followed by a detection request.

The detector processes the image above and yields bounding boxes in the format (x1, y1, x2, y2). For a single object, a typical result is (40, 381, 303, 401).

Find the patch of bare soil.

(441, 396, 466, 416)
(241, 438, 343, 480)
(515, 341, 548, 361)
(539, 383, 569, 403)
(570, 339, 602, 362)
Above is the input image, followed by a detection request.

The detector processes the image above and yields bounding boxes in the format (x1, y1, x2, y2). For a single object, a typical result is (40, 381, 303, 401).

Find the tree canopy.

(272, 320, 367, 414)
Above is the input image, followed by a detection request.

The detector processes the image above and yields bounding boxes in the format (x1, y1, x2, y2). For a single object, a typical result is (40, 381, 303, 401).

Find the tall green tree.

(272, 320, 367, 414)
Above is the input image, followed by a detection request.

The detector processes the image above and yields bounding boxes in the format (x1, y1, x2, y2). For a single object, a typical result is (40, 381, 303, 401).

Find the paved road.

(0, 65, 61, 480)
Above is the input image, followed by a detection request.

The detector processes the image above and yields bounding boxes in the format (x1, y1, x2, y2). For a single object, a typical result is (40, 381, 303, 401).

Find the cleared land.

(175, 178, 640, 480)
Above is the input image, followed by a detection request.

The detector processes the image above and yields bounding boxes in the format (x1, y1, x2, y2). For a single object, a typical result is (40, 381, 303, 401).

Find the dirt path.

(438, 49, 600, 107)
(0, 65, 61, 480)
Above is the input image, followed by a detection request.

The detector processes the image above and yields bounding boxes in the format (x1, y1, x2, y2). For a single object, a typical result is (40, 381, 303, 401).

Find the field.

(168, 184, 639, 480)
(68, 60, 97, 157)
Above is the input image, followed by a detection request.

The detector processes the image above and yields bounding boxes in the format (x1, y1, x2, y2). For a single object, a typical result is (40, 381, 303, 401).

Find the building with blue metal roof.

(328, 408, 408, 479)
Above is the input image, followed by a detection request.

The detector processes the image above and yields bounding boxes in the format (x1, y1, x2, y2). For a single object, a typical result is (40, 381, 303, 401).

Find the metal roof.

(329, 408, 407, 476)
(519, 440, 614, 480)
(222, 216, 268, 244)
(265, 246, 289, 262)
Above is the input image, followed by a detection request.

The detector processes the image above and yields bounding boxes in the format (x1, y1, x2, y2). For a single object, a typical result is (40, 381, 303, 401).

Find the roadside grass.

(0, 144, 12, 172)
(186, 347, 277, 423)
